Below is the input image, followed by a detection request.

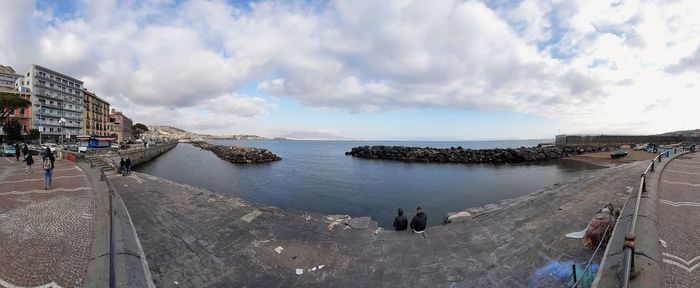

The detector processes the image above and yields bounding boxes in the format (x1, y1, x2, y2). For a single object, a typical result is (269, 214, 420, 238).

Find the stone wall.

(345, 145, 620, 164)
(556, 135, 700, 146)
(191, 141, 281, 163)
(105, 142, 178, 167)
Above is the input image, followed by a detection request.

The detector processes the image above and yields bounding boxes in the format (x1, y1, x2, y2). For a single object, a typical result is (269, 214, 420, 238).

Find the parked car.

(119, 143, 130, 150)
(42, 143, 58, 153)
(1, 145, 17, 157)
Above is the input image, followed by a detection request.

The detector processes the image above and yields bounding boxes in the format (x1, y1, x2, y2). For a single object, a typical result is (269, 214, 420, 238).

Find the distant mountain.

(281, 132, 352, 140)
(144, 125, 268, 140)
(659, 129, 700, 137)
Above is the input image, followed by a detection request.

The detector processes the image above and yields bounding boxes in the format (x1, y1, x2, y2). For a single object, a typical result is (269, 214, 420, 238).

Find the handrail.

(620, 148, 676, 287)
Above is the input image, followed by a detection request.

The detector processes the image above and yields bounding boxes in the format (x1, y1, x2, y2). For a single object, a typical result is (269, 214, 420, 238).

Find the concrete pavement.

(658, 153, 700, 287)
(0, 156, 93, 288)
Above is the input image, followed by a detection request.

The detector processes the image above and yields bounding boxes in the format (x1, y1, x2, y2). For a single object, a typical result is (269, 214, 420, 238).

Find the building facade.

(81, 89, 111, 137)
(109, 109, 133, 143)
(0, 65, 21, 89)
(0, 87, 32, 135)
(16, 65, 84, 143)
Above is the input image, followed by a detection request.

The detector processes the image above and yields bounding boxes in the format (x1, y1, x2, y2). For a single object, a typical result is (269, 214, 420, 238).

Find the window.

(49, 128, 54, 132)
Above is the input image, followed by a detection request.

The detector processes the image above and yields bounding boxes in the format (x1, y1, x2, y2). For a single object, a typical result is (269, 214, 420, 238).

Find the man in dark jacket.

(125, 157, 132, 175)
(14, 143, 21, 161)
(410, 207, 427, 233)
(393, 208, 408, 231)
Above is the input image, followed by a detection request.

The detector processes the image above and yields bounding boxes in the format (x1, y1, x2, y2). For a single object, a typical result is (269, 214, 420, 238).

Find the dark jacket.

(125, 158, 132, 167)
(410, 212, 427, 232)
(120, 158, 125, 168)
(25, 154, 34, 166)
(22, 144, 28, 156)
(393, 215, 408, 231)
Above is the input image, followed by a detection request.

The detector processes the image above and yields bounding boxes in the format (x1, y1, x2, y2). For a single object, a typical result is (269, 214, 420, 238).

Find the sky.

(1, 0, 700, 140)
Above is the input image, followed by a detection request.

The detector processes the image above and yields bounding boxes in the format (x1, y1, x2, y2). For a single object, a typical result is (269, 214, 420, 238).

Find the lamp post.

(38, 104, 42, 146)
(58, 117, 67, 146)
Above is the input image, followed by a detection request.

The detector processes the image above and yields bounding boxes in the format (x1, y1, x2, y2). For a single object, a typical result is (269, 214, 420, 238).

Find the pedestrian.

(410, 207, 427, 234)
(393, 208, 408, 231)
(42, 147, 55, 190)
(125, 157, 132, 175)
(14, 142, 20, 161)
(22, 142, 28, 158)
(24, 153, 34, 173)
(120, 157, 126, 176)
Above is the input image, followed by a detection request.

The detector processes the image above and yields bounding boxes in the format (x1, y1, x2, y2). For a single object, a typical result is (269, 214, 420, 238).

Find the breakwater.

(192, 141, 281, 163)
(345, 145, 619, 164)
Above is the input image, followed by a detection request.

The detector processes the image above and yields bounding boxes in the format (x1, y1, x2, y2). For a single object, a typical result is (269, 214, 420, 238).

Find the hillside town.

(0, 64, 134, 147)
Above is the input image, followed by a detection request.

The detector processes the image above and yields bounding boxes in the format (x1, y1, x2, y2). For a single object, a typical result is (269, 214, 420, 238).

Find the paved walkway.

(659, 152, 700, 287)
(0, 156, 93, 288)
(112, 160, 647, 287)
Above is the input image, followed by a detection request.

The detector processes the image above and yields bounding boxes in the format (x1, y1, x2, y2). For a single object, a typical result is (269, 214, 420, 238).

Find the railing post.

(658, 155, 662, 163)
(651, 161, 654, 172)
(572, 264, 578, 288)
(642, 175, 647, 192)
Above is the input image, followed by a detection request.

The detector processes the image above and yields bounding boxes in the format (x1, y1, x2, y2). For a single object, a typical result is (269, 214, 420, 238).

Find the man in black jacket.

(393, 208, 408, 231)
(410, 207, 427, 233)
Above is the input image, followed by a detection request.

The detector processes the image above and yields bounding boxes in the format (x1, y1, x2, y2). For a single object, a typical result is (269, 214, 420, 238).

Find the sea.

(137, 139, 600, 227)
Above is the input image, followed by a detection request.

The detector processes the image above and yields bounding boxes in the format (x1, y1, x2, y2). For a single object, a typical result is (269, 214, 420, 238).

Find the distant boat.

(611, 151, 628, 158)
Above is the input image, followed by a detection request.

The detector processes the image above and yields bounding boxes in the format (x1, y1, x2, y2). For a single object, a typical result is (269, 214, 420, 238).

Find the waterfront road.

(111, 160, 649, 287)
(658, 152, 700, 286)
(0, 157, 93, 288)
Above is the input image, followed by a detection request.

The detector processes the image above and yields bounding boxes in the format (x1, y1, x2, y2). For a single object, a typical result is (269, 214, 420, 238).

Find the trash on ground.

(318, 265, 324, 270)
(274, 246, 284, 254)
(583, 203, 617, 248)
(296, 268, 304, 275)
(325, 215, 351, 231)
(565, 226, 589, 239)
(659, 239, 667, 248)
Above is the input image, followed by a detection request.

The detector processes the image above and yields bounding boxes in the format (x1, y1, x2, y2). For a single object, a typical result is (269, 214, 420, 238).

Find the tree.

(2, 118, 22, 141)
(0, 91, 31, 127)
(27, 128, 40, 141)
(133, 123, 149, 139)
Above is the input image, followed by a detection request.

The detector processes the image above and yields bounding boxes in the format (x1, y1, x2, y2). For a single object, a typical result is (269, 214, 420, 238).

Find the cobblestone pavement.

(112, 160, 647, 287)
(659, 153, 700, 287)
(0, 157, 93, 288)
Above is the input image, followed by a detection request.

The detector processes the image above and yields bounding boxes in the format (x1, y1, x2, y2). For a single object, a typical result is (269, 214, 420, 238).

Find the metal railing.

(565, 223, 613, 287)
(620, 149, 677, 287)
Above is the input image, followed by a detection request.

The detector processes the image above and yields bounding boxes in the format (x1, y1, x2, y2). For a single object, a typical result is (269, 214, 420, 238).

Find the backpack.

(43, 157, 52, 170)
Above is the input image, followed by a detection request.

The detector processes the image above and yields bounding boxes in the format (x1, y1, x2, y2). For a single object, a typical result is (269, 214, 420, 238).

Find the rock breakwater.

(192, 141, 281, 163)
(345, 145, 618, 164)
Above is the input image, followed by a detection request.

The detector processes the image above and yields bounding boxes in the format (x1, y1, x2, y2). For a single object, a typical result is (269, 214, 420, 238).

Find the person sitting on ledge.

(410, 206, 427, 233)
(393, 208, 408, 231)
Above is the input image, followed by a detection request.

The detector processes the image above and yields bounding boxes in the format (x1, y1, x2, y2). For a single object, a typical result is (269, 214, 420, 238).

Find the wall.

(556, 135, 700, 146)
(105, 142, 177, 167)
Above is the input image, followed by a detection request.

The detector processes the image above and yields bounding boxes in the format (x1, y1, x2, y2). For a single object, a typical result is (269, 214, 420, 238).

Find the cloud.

(1, 0, 700, 136)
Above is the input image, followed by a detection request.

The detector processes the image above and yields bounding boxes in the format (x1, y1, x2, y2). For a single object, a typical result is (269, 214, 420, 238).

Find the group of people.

(393, 206, 427, 233)
(13, 142, 55, 190)
(119, 157, 132, 176)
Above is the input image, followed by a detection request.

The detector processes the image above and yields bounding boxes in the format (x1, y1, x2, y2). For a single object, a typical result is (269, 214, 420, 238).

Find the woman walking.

(24, 153, 34, 173)
(42, 147, 55, 190)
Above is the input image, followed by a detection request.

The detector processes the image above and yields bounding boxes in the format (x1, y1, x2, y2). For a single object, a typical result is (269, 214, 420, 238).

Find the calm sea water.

(137, 140, 599, 227)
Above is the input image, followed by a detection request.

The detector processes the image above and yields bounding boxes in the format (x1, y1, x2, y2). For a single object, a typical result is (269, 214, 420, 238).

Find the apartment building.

(82, 89, 111, 137)
(0, 65, 21, 89)
(16, 65, 84, 143)
(109, 109, 133, 143)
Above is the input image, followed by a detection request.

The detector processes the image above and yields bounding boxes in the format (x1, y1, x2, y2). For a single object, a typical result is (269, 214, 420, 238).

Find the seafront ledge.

(110, 157, 651, 287)
(345, 145, 621, 164)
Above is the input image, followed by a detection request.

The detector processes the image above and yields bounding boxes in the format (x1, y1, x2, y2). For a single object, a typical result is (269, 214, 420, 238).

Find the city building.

(0, 65, 21, 89)
(81, 89, 111, 137)
(0, 87, 32, 135)
(16, 65, 84, 143)
(109, 109, 133, 143)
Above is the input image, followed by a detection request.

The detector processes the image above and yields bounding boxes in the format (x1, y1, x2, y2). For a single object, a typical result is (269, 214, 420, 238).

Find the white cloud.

(1, 0, 700, 135)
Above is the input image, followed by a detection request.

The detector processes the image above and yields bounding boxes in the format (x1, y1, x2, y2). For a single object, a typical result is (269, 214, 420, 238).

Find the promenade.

(110, 160, 647, 287)
(658, 152, 700, 286)
(0, 157, 93, 287)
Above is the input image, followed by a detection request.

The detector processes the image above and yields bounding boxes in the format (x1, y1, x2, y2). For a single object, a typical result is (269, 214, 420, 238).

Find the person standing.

(24, 153, 34, 173)
(42, 147, 55, 190)
(14, 143, 21, 161)
(22, 143, 28, 158)
(125, 157, 132, 175)
(393, 208, 408, 231)
(120, 158, 126, 176)
(410, 207, 427, 234)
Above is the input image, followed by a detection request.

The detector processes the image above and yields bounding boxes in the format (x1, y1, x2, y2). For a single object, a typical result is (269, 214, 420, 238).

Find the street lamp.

(58, 117, 66, 146)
